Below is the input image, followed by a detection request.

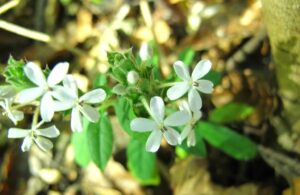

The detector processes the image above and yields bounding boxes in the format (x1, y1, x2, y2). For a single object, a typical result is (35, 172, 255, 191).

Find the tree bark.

(262, 0, 300, 132)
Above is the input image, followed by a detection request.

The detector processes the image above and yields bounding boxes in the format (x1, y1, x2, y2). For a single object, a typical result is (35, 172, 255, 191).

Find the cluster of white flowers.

(0, 62, 106, 152)
(130, 59, 213, 152)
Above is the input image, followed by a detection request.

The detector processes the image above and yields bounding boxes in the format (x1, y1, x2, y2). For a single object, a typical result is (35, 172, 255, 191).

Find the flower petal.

(24, 62, 47, 87)
(63, 75, 78, 97)
(15, 87, 44, 103)
(8, 128, 30, 138)
(79, 89, 106, 104)
(193, 110, 202, 121)
(53, 100, 74, 111)
(150, 96, 164, 123)
(40, 92, 54, 122)
(166, 82, 189, 100)
(47, 62, 69, 87)
(9, 110, 24, 125)
(181, 125, 191, 141)
(36, 125, 60, 138)
(191, 59, 212, 81)
(52, 86, 76, 101)
(0, 101, 5, 109)
(188, 88, 202, 112)
(130, 118, 157, 132)
(21, 136, 33, 152)
(146, 129, 162, 152)
(71, 107, 83, 132)
(0, 85, 16, 99)
(164, 111, 190, 126)
(163, 127, 180, 145)
(187, 130, 196, 147)
(79, 104, 99, 123)
(34, 137, 53, 151)
(173, 61, 190, 81)
(194, 80, 214, 94)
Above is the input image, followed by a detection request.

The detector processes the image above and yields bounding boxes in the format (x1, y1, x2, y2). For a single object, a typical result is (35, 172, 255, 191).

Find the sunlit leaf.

(127, 139, 160, 185)
(71, 119, 91, 167)
(202, 70, 222, 86)
(209, 102, 254, 124)
(199, 121, 257, 160)
(86, 112, 113, 170)
(93, 74, 107, 88)
(114, 97, 148, 139)
(4, 56, 33, 90)
(60, 0, 72, 6)
(107, 49, 137, 84)
(175, 147, 189, 159)
(90, 0, 102, 4)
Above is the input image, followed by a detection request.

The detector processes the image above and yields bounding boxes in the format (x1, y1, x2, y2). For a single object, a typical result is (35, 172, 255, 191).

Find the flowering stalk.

(2, 49, 215, 155)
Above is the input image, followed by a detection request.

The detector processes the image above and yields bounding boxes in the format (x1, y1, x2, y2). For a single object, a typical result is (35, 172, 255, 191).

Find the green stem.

(13, 101, 39, 110)
(31, 106, 41, 128)
(157, 82, 177, 89)
(141, 97, 155, 119)
(98, 98, 115, 111)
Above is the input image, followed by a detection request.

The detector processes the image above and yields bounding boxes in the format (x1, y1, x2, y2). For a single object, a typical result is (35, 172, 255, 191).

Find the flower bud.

(139, 43, 152, 61)
(112, 84, 126, 95)
(127, 70, 139, 85)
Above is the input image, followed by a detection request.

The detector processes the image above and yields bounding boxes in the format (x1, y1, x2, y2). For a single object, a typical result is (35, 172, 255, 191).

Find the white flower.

(130, 96, 189, 152)
(0, 98, 24, 125)
(16, 62, 69, 122)
(179, 101, 202, 147)
(53, 75, 106, 132)
(166, 60, 214, 112)
(8, 122, 60, 152)
(0, 86, 23, 125)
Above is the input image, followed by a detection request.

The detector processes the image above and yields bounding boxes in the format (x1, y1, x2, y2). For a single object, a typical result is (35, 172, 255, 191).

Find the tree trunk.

(262, 0, 300, 133)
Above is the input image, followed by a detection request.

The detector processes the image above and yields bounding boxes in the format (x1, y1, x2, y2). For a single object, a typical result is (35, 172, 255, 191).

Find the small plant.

(0, 46, 257, 184)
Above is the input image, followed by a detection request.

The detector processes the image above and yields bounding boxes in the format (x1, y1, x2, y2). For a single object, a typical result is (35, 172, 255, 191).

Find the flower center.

(192, 82, 199, 87)
(161, 126, 168, 132)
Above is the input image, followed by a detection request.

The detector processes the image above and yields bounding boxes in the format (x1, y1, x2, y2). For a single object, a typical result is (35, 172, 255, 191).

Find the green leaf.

(209, 103, 254, 124)
(175, 147, 189, 159)
(148, 40, 159, 67)
(60, 0, 72, 6)
(107, 49, 132, 67)
(71, 119, 91, 167)
(199, 121, 257, 160)
(114, 97, 147, 139)
(179, 47, 195, 66)
(202, 70, 222, 86)
(86, 113, 113, 170)
(179, 127, 207, 157)
(90, 0, 102, 4)
(3, 56, 33, 90)
(127, 139, 160, 185)
(93, 74, 107, 88)
(107, 49, 137, 84)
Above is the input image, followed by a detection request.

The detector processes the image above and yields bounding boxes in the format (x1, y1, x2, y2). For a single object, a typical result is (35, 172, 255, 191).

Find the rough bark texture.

(262, 0, 300, 132)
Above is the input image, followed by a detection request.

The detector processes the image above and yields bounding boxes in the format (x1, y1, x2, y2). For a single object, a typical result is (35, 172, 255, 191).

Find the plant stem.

(0, 0, 20, 15)
(0, 19, 51, 42)
(157, 82, 177, 89)
(31, 107, 41, 128)
(141, 97, 154, 119)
